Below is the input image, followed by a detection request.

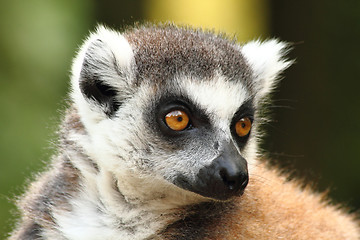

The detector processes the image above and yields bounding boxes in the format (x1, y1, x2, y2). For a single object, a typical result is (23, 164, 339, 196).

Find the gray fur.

(124, 24, 253, 88)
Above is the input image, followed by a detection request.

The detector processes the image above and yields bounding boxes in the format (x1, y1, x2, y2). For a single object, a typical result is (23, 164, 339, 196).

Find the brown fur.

(160, 162, 360, 239)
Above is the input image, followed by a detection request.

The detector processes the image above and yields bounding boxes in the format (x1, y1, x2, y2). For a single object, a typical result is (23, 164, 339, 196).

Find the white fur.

(180, 74, 249, 130)
(241, 40, 292, 99)
(70, 25, 136, 128)
(178, 74, 259, 173)
(54, 170, 170, 240)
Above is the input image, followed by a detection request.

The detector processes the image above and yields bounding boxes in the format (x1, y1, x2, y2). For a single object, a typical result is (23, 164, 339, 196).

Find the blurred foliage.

(1, 0, 359, 238)
(0, 0, 94, 237)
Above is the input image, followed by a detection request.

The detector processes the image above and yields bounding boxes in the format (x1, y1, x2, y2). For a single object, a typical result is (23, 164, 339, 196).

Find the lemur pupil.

(241, 123, 246, 128)
(177, 116, 183, 122)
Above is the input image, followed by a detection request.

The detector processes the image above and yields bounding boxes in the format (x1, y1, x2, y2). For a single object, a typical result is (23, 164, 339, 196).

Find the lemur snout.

(202, 146, 249, 200)
(174, 142, 248, 201)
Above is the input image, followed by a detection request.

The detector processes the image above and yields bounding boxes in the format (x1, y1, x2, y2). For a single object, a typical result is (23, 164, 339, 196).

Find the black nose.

(173, 142, 249, 201)
(210, 142, 249, 199)
(202, 153, 248, 200)
(219, 164, 249, 192)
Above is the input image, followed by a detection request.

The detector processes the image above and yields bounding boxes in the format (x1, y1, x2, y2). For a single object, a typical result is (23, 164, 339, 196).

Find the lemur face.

(71, 25, 290, 203)
(140, 75, 253, 200)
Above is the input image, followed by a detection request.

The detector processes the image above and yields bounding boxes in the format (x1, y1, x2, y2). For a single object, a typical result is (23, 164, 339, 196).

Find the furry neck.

(56, 109, 207, 239)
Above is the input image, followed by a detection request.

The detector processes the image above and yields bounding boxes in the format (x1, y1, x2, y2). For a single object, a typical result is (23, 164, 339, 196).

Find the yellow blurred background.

(1, 0, 360, 237)
(145, 0, 269, 41)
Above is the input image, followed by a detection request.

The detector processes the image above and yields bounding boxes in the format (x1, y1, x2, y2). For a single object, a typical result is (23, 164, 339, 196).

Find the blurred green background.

(1, 0, 359, 237)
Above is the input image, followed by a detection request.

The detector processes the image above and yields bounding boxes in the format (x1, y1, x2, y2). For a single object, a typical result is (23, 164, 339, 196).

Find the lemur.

(9, 24, 359, 239)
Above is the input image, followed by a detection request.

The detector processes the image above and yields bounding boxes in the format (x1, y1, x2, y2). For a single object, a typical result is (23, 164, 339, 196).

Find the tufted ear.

(241, 40, 292, 100)
(71, 25, 135, 118)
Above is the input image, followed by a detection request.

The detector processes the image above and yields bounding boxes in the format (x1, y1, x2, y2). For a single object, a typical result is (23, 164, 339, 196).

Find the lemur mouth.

(174, 172, 248, 201)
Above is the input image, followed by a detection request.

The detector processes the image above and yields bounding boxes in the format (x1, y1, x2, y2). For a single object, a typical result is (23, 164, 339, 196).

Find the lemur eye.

(165, 110, 190, 131)
(235, 117, 252, 137)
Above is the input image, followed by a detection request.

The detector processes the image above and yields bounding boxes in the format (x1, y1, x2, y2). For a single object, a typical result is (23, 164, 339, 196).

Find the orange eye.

(235, 117, 252, 137)
(165, 110, 190, 131)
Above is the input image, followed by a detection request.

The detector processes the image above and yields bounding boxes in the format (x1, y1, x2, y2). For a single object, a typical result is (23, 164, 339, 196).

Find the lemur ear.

(71, 25, 135, 118)
(241, 40, 292, 101)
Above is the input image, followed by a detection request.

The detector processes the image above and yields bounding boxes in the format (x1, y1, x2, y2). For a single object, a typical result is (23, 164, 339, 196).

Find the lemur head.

(71, 25, 290, 206)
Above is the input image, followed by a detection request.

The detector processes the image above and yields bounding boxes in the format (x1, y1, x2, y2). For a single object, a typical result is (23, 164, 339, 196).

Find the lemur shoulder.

(9, 24, 360, 239)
